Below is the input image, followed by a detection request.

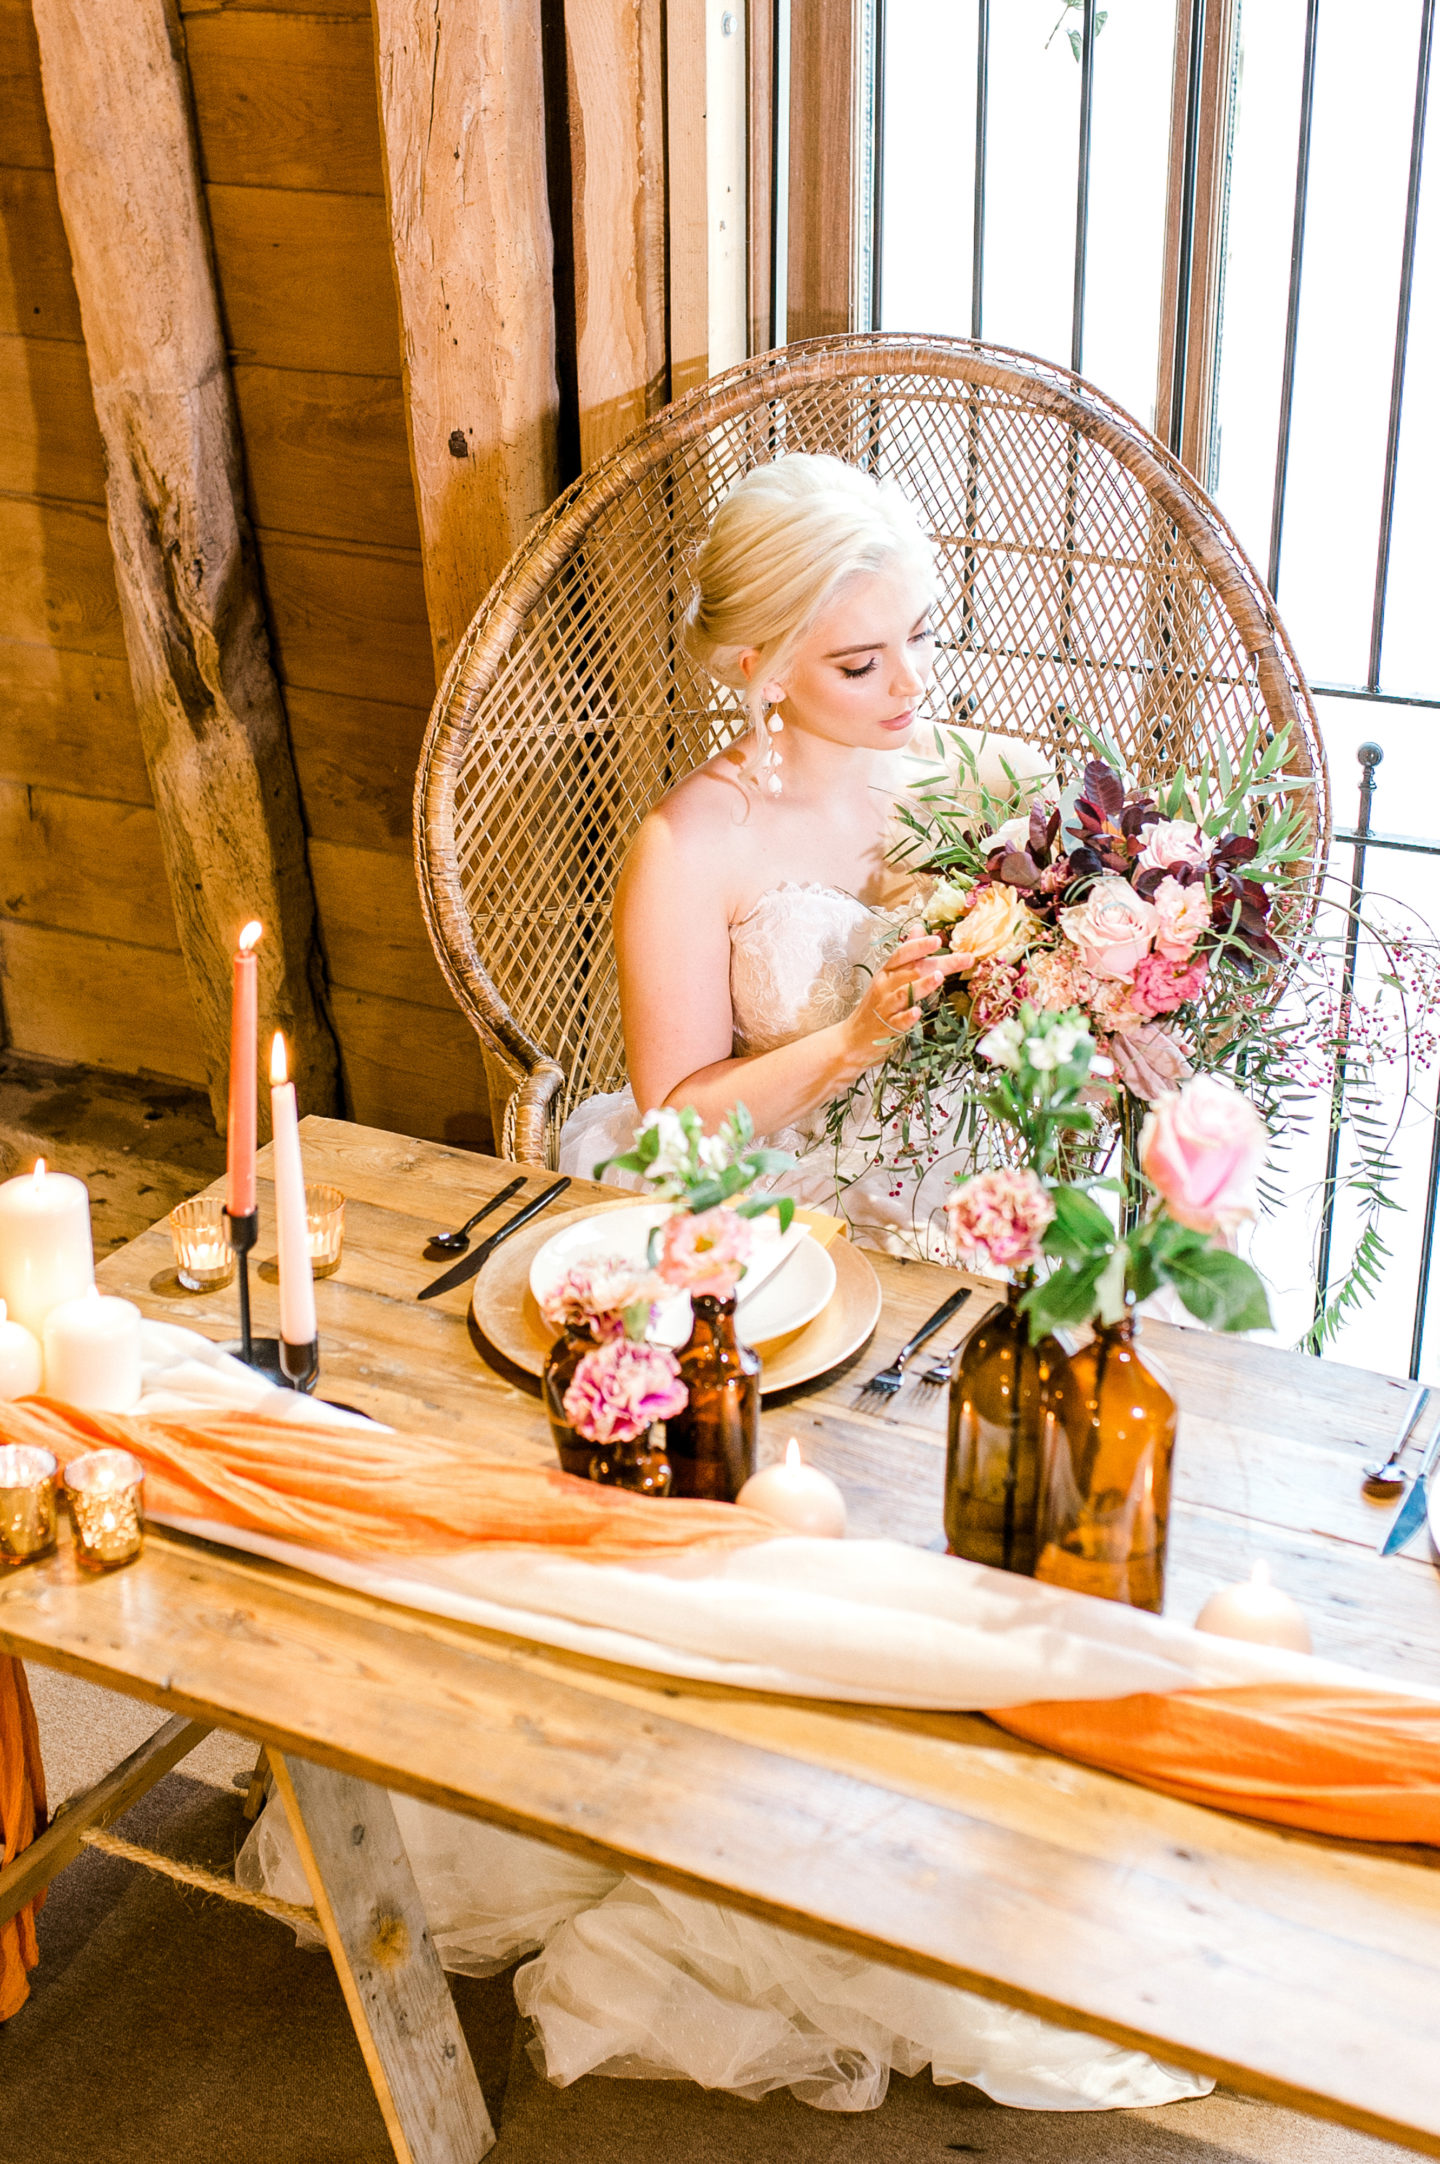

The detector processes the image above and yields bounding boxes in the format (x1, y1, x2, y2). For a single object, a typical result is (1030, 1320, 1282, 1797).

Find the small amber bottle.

(664, 1293, 760, 1501)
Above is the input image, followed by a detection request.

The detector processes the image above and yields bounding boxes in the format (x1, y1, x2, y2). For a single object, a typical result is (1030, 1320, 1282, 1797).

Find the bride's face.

(761, 566, 936, 753)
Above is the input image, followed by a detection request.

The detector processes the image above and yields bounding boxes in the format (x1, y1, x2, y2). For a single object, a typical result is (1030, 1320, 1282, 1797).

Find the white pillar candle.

(0, 1301, 42, 1400)
(1194, 1559, 1312, 1654)
(0, 1159, 95, 1338)
(269, 1032, 316, 1348)
(736, 1439, 847, 1538)
(43, 1289, 142, 1412)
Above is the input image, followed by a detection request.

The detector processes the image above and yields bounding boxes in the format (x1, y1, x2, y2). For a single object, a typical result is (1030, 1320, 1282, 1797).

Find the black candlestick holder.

(222, 1207, 316, 1389)
(279, 1336, 320, 1394)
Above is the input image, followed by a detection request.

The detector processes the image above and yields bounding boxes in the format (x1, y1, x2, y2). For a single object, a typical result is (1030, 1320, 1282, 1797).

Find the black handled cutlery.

(417, 1177, 571, 1300)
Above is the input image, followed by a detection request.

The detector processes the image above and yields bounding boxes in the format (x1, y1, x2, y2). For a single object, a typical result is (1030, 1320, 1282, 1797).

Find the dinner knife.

(1378, 1417, 1440, 1556)
(417, 1177, 571, 1300)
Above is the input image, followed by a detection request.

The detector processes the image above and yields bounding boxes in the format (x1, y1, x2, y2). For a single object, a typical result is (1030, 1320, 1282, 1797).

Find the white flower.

(1024, 1018, 1091, 1072)
(987, 814, 1034, 857)
(696, 1132, 733, 1176)
(635, 1107, 695, 1185)
(923, 878, 971, 930)
(979, 1017, 1025, 1071)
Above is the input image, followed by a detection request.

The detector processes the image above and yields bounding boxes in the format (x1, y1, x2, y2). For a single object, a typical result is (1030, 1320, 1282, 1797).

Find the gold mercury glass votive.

(0, 1445, 59, 1567)
(306, 1183, 346, 1279)
(65, 1448, 145, 1572)
(170, 1195, 236, 1292)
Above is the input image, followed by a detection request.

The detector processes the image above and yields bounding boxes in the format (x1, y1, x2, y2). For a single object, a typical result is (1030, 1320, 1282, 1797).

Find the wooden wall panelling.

(0, 922, 207, 1085)
(0, 0, 48, 170)
(31, 0, 341, 1129)
(0, 784, 178, 951)
(308, 840, 458, 1010)
(747, 0, 775, 357)
(179, 0, 373, 16)
(205, 186, 402, 374)
(0, 644, 151, 805)
(0, 168, 82, 339)
(786, 0, 856, 342)
(564, 0, 667, 468)
(257, 533, 433, 710)
(0, 494, 125, 656)
(284, 686, 427, 854)
(372, 0, 561, 675)
(231, 366, 422, 551)
(0, 333, 105, 504)
(181, 9, 385, 195)
(666, 0, 708, 397)
(327, 987, 491, 1146)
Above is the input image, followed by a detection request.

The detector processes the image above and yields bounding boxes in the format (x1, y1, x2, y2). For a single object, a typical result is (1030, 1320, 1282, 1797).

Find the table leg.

(268, 1751, 495, 2164)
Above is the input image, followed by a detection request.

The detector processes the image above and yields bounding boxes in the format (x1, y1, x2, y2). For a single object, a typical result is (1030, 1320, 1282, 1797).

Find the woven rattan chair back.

(416, 334, 1327, 1165)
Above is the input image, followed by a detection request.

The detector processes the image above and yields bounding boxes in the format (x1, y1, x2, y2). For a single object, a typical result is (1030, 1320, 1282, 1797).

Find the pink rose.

(1107, 1022, 1194, 1102)
(944, 1167, 1055, 1275)
(562, 1337, 689, 1443)
(1151, 875, 1211, 962)
(1131, 950, 1210, 1019)
(1140, 1073, 1268, 1232)
(1138, 819, 1213, 874)
(1059, 877, 1157, 981)
(657, 1205, 752, 1298)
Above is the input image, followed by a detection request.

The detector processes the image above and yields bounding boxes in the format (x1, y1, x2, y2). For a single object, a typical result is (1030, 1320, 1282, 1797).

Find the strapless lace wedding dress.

(559, 881, 964, 1253)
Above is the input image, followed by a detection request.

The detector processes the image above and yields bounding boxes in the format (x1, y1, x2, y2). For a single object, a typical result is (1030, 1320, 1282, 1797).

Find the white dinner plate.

(526, 1202, 837, 1349)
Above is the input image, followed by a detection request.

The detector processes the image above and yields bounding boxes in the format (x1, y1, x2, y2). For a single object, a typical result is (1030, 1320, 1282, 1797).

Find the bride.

(244, 455, 1207, 2116)
(558, 452, 1032, 1247)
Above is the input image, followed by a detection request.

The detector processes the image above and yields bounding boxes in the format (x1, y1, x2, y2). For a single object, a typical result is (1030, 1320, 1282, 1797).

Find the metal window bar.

(1168, 0, 1208, 454)
(1071, 0, 1097, 376)
(1267, 0, 1319, 597)
(1368, 0, 1435, 693)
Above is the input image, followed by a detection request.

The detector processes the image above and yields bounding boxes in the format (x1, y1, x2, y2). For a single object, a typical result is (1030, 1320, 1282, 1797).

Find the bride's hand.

(840, 933, 962, 1075)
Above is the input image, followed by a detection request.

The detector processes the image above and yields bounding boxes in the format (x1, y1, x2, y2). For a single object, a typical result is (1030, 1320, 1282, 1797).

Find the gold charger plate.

(471, 1200, 882, 1395)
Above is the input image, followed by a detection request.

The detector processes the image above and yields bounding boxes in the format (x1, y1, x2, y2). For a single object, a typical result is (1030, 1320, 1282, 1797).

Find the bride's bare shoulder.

(620, 749, 756, 897)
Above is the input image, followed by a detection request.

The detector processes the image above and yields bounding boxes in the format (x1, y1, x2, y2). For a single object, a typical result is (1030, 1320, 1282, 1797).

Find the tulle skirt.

(239, 1798, 1209, 2114)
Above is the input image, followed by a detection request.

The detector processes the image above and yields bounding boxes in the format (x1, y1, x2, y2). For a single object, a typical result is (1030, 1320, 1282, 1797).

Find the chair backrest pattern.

(416, 336, 1328, 1158)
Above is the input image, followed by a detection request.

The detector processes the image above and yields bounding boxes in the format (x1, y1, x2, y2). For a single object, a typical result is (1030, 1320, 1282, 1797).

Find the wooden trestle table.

(2, 1119, 1439, 2163)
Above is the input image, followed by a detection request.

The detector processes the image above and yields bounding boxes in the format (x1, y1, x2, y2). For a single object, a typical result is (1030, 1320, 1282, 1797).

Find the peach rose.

(1151, 875, 1211, 962)
(1059, 877, 1157, 980)
(1139, 1073, 1267, 1232)
(1137, 818, 1212, 874)
(946, 882, 1033, 974)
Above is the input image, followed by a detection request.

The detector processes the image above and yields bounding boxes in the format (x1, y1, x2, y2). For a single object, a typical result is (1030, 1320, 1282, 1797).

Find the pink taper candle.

(269, 1032, 316, 1347)
(226, 921, 264, 1218)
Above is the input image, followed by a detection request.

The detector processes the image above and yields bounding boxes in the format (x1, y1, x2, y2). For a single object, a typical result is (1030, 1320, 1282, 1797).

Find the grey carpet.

(0, 1769, 1407, 2164)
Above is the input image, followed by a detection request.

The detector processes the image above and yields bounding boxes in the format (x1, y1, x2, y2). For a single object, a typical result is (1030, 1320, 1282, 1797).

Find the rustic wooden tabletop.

(2, 1117, 1438, 2156)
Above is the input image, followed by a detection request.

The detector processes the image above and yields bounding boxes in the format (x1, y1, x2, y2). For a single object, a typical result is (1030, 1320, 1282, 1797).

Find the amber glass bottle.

(588, 1428, 673, 1495)
(542, 1322, 601, 1479)
(664, 1293, 760, 1501)
(945, 1283, 1060, 1575)
(1034, 1313, 1177, 1612)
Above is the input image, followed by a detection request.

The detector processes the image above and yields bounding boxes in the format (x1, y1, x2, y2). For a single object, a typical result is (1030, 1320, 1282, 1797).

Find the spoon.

(426, 1176, 526, 1257)
(1362, 1383, 1431, 1496)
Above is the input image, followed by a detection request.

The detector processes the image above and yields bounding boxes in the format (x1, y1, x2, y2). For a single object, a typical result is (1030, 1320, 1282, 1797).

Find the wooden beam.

(370, 0, 560, 677)
(786, 0, 857, 342)
(747, 0, 776, 356)
(666, 0, 709, 396)
(1155, 0, 1240, 483)
(29, 0, 341, 1132)
(270, 1751, 495, 2164)
(0, 1715, 211, 1931)
(564, 0, 668, 467)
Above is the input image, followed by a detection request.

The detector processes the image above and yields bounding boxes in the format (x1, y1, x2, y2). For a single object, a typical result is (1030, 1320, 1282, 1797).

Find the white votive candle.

(736, 1439, 847, 1538)
(0, 1160, 95, 1338)
(1194, 1559, 1312, 1654)
(0, 1301, 42, 1400)
(43, 1289, 142, 1412)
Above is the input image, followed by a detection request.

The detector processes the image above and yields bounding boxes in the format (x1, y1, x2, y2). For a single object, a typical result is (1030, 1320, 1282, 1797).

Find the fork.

(855, 1289, 972, 1409)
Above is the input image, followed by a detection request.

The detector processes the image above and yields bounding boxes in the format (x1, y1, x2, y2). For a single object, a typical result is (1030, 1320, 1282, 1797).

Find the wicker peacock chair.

(414, 334, 1328, 1166)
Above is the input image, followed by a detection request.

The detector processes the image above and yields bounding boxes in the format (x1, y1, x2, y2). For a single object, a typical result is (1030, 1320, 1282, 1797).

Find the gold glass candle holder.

(306, 1183, 346, 1279)
(0, 1445, 58, 1567)
(170, 1196, 235, 1292)
(65, 1448, 145, 1572)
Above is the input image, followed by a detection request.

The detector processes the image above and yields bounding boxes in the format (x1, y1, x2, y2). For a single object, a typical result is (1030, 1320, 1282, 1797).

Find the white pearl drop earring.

(759, 684, 785, 796)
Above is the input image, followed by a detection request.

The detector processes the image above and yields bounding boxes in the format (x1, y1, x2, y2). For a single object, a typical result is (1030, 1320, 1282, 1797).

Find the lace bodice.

(729, 882, 889, 1056)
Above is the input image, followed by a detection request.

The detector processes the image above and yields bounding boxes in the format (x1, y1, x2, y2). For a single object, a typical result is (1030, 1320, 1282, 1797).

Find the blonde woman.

(558, 453, 1042, 1244)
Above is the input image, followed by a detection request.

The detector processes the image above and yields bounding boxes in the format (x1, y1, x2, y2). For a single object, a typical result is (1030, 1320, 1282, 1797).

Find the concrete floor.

(1, 1669, 1412, 2164)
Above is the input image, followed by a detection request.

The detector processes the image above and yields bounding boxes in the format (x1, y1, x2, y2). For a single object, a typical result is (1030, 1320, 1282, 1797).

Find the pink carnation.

(1151, 875, 1211, 962)
(562, 1336, 688, 1443)
(944, 1167, 1055, 1275)
(657, 1205, 752, 1298)
(968, 956, 1022, 1031)
(540, 1255, 658, 1337)
(1020, 945, 1098, 1013)
(1131, 949, 1210, 1019)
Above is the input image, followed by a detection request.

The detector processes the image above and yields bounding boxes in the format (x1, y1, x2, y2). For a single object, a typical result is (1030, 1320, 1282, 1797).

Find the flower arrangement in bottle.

(539, 1256, 662, 1477)
(561, 1336, 689, 1495)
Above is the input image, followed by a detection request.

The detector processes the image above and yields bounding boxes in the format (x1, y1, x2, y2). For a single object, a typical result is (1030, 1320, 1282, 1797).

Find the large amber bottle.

(945, 1283, 1060, 1575)
(1034, 1313, 1177, 1612)
(664, 1293, 760, 1501)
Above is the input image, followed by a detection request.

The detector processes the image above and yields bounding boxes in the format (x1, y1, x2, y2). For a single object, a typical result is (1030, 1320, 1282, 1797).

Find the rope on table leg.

(78, 1827, 318, 1929)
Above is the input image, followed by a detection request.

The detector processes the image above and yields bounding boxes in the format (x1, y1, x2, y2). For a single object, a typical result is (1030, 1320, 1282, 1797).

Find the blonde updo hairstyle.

(682, 454, 937, 772)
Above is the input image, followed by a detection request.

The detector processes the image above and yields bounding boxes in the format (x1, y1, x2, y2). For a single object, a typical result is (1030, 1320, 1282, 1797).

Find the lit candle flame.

(784, 1438, 801, 1471)
(238, 920, 263, 955)
(32, 1158, 45, 1184)
(270, 1031, 289, 1087)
